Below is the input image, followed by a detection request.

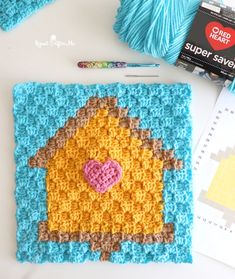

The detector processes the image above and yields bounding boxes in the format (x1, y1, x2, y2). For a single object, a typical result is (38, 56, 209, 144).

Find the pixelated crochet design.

(0, 0, 54, 31)
(28, 96, 182, 260)
(14, 82, 193, 263)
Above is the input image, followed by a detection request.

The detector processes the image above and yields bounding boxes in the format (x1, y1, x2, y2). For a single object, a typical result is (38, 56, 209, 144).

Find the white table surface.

(0, 0, 235, 278)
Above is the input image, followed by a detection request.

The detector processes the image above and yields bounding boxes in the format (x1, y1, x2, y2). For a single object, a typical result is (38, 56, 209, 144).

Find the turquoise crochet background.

(13, 82, 193, 263)
(0, 0, 54, 31)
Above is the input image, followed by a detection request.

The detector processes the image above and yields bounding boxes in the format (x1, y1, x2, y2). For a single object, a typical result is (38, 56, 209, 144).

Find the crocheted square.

(0, 0, 54, 31)
(13, 82, 193, 263)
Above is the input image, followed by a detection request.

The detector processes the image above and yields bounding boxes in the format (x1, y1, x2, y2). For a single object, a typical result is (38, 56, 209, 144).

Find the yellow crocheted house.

(29, 97, 182, 260)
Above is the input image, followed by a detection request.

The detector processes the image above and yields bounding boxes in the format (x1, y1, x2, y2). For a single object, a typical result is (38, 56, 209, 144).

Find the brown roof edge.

(28, 96, 182, 170)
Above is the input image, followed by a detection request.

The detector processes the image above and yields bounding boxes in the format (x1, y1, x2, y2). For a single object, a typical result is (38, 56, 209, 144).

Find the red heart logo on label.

(205, 21, 235, 51)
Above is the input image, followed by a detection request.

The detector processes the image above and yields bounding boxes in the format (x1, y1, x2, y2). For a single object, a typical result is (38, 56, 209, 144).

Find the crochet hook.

(77, 61, 160, 69)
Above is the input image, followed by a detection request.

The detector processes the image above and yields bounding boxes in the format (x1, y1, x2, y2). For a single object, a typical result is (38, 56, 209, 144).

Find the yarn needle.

(77, 61, 160, 69)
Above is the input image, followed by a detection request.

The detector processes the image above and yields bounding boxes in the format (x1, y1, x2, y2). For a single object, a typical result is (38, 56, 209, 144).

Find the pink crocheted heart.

(83, 160, 122, 193)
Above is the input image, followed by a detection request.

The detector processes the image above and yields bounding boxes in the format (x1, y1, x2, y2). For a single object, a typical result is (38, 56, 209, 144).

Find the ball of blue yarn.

(114, 0, 235, 93)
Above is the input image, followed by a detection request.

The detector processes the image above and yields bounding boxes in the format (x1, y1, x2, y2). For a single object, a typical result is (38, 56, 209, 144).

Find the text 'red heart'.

(83, 159, 122, 193)
(205, 21, 235, 51)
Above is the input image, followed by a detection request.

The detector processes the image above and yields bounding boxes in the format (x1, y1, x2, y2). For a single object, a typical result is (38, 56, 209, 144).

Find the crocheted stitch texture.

(0, 0, 54, 31)
(14, 82, 193, 263)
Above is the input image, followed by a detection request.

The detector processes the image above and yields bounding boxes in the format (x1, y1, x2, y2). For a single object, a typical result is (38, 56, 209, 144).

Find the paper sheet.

(194, 87, 235, 268)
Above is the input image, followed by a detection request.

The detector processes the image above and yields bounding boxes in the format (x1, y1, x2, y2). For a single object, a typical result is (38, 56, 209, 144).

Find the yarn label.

(176, 0, 235, 87)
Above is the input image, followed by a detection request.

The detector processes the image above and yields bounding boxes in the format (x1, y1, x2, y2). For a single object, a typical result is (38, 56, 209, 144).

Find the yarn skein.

(114, 0, 235, 93)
